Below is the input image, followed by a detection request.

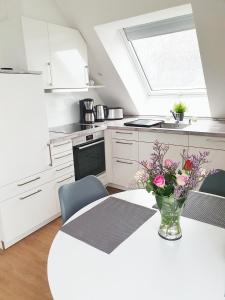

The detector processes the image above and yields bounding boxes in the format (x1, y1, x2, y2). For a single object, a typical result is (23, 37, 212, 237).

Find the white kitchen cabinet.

(22, 17, 51, 88)
(48, 23, 88, 89)
(0, 74, 50, 187)
(0, 17, 88, 89)
(112, 158, 138, 188)
(139, 142, 187, 166)
(0, 180, 59, 249)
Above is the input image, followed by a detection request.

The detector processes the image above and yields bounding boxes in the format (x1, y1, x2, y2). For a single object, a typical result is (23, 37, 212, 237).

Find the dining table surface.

(47, 189, 225, 300)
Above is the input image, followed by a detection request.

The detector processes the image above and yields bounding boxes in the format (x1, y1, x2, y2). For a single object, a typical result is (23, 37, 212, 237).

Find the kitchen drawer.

(52, 150, 73, 167)
(189, 147, 225, 172)
(139, 131, 188, 146)
(54, 162, 74, 180)
(56, 174, 75, 190)
(0, 181, 59, 247)
(112, 139, 138, 161)
(139, 142, 187, 165)
(0, 168, 54, 202)
(189, 135, 225, 150)
(50, 140, 72, 155)
(112, 158, 138, 188)
(112, 130, 138, 141)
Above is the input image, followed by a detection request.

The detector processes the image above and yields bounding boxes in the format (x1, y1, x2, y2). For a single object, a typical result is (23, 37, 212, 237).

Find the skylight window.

(124, 14, 206, 94)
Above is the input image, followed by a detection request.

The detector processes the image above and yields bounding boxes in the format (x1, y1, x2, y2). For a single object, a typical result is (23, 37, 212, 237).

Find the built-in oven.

(72, 131, 106, 180)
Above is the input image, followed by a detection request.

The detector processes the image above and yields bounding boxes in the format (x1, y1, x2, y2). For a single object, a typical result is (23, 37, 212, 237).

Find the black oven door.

(73, 138, 105, 180)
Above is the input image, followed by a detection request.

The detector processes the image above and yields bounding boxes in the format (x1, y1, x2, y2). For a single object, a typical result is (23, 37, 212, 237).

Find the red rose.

(183, 159, 193, 171)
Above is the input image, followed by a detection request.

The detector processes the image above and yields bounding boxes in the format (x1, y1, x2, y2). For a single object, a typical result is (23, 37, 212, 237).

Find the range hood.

(0, 68, 41, 75)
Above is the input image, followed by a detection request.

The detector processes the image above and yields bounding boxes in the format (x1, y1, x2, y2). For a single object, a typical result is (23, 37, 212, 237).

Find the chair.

(199, 169, 225, 197)
(59, 175, 109, 223)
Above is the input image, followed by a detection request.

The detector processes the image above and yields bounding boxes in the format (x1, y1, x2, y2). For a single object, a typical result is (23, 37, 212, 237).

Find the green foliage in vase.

(173, 102, 187, 113)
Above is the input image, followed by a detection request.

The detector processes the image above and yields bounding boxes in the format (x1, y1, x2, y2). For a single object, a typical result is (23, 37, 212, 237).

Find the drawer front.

(139, 142, 187, 165)
(52, 150, 73, 167)
(50, 140, 72, 156)
(189, 147, 225, 172)
(112, 158, 138, 188)
(56, 174, 75, 190)
(189, 135, 225, 150)
(0, 168, 54, 202)
(139, 131, 188, 146)
(112, 139, 138, 161)
(112, 130, 138, 141)
(54, 162, 74, 180)
(0, 181, 59, 244)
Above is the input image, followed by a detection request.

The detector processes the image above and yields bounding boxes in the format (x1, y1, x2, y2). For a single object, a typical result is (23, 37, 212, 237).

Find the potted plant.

(135, 141, 213, 241)
(171, 102, 187, 121)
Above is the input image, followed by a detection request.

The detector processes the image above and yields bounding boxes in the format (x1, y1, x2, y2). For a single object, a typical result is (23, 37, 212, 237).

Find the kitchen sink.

(153, 122, 190, 129)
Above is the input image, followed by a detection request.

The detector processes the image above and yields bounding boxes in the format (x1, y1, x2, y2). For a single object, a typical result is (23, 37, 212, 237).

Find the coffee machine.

(79, 99, 95, 124)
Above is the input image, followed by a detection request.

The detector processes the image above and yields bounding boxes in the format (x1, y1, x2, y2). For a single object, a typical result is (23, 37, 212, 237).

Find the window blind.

(124, 14, 194, 41)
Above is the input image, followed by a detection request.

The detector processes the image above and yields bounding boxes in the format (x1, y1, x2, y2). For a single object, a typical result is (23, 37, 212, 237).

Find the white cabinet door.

(0, 181, 59, 248)
(189, 147, 225, 172)
(139, 142, 187, 166)
(0, 74, 50, 187)
(22, 17, 51, 89)
(48, 23, 88, 89)
(112, 158, 138, 188)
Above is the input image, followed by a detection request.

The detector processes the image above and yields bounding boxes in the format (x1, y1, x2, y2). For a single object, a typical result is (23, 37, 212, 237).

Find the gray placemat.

(152, 191, 225, 229)
(61, 197, 156, 254)
(182, 192, 225, 229)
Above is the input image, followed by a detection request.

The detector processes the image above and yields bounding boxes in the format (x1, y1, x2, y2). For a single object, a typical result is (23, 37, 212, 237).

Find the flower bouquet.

(135, 141, 213, 240)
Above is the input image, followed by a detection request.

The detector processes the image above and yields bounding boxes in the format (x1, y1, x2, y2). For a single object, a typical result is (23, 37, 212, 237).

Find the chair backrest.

(200, 170, 225, 197)
(59, 175, 109, 223)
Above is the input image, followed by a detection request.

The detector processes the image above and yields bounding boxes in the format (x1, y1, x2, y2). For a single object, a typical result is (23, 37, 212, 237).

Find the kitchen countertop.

(49, 117, 225, 143)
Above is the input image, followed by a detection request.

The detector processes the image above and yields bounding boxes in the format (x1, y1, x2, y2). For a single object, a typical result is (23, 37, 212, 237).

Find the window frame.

(121, 28, 207, 97)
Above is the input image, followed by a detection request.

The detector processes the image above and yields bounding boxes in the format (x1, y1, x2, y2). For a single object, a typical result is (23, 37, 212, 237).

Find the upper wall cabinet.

(47, 23, 88, 89)
(22, 17, 89, 90)
(0, 17, 89, 90)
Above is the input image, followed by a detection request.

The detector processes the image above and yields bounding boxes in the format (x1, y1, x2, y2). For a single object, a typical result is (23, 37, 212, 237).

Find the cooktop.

(124, 119, 163, 128)
(50, 123, 99, 134)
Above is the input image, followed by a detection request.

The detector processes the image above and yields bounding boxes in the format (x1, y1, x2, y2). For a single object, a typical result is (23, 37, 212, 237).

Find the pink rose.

(176, 174, 189, 186)
(153, 175, 165, 188)
(164, 159, 173, 168)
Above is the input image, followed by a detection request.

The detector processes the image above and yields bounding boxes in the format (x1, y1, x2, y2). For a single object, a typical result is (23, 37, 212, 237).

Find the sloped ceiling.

(55, 0, 225, 118)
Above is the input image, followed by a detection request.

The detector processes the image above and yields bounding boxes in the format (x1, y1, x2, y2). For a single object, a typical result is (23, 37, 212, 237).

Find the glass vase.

(155, 195, 186, 241)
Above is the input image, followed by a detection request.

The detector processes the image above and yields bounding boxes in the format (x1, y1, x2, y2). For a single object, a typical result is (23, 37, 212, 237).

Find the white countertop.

(49, 117, 225, 144)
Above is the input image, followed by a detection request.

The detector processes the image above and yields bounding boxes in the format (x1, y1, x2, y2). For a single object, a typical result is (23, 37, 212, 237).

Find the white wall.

(56, 0, 225, 118)
(0, 0, 104, 126)
(46, 90, 103, 128)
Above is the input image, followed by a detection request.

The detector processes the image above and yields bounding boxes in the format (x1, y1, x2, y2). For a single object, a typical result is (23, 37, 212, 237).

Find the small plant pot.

(175, 112, 184, 121)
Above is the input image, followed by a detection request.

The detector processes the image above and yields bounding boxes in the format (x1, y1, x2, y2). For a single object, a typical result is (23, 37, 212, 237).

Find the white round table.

(48, 189, 225, 300)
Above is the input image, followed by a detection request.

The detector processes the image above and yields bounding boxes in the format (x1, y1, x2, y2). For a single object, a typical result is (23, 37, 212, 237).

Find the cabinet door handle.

(57, 175, 74, 184)
(19, 189, 42, 200)
(53, 141, 71, 148)
(56, 164, 73, 172)
(47, 143, 53, 167)
(116, 141, 133, 145)
(206, 138, 225, 143)
(116, 160, 133, 165)
(17, 177, 41, 187)
(55, 153, 72, 160)
(47, 62, 53, 86)
(115, 131, 133, 135)
(84, 65, 89, 86)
